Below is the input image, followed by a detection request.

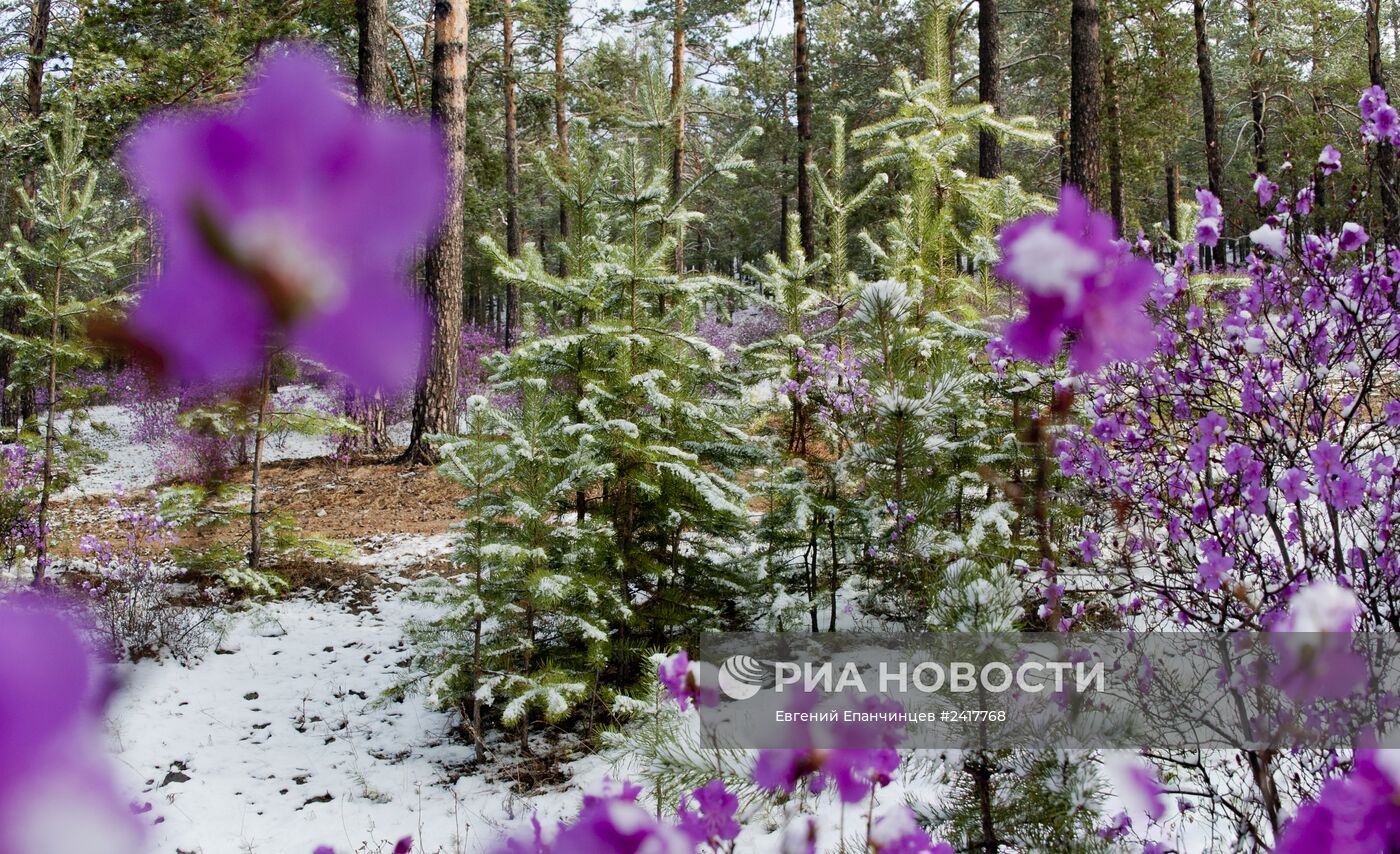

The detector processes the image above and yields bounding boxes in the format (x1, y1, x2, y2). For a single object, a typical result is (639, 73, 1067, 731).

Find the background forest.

(1, 1, 1400, 853)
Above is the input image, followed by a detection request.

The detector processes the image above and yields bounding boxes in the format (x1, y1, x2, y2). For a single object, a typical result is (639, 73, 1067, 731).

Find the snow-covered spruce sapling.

(480, 126, 762, 662)
(1, 110, 140, 581)
(412, 386, 615, 756)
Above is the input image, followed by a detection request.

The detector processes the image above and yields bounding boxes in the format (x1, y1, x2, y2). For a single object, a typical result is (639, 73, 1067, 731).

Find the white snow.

(108, 589, 610, 854)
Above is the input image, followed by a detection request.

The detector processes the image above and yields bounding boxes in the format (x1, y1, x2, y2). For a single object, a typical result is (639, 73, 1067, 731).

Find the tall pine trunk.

(977, 0, 1000, 179)
(503, 0, 521, 346)
(344, 0, 392, 456)
(1165, 159, 1181, 245)
(1069, 0, 1102, 204)
(793, 0, 817, 261)
(357, 0, 389, 106)
(403, 0, 470, 464)
(669, 0, 687, 281)
(1102, 0, 1124, 226)
(554, 9, 570, 253)
(1193, 0, 1225, 266)
(1369, 0, 1398, 242)
(1247, 0, 1266, 176)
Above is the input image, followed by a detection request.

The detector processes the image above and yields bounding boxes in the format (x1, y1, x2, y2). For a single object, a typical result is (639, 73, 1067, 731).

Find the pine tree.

(1, 111, 138, 581)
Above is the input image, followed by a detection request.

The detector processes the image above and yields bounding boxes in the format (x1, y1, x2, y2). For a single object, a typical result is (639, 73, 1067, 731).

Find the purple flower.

(1197, 188, 1222, 221)
(868, 806, 953, 854)
(555, 797, 695, 854)
(1192, 188, 1221, 244)
(0, 596, 144, 854)
(1194, 217, 1221, 247)
(1221, 443, 1254, 475)
(1340, 222, 1370, 252)
(657, 651, 717, 711)
(1318, 144, 1342, 175)
(1196, 539, 1234, 591)
(1277, 467, 1310, 503)
(121, 47, 445, 392)
(1361, 85, 1389, 121)
(1079, 530, 1101, 563)
(1312, 441, 1366, 511)
(1126, 764, 1167, 822)
(753, 697, 903, 803)
(1296, 186, 1315, 215)
(999, 185, 1159, 374)
(1252, 173, 1277, 207)
(1276, 751, 1400, 854)
(677, 780, 740, 844)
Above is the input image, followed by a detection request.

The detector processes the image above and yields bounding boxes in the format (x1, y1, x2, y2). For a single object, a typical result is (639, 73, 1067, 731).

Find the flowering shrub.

(0, 444, 43, 575)
(76, 496, 222, 661)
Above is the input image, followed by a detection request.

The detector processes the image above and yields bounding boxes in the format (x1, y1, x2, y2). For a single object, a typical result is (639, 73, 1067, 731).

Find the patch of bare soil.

(49, 455, 467, 587)
(239, 455, 467, 541)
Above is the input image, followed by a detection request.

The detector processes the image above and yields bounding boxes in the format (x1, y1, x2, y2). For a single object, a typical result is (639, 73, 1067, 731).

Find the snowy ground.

(109, 582, 619, 854)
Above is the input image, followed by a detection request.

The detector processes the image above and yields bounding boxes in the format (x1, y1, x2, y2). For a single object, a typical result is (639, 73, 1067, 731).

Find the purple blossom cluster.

(1360, 85, 1400, 146)
(0, 444, 44, 572)
(778, 344, 872, 421)
(493, 777, 736, 854)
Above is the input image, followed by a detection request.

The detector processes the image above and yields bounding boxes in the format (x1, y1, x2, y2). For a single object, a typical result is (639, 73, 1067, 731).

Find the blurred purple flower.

(998, 185, 1159, 374)
(121, 47, 445, 392)
(657, 651, 717, 711)
(555, 797, 695, 854)
(0, 596, 144, 854)
(868, 805, 952, 854)
(1276, 751, 1400, 854)
(1194, 187, 1222, 247)
(1252, 173, 1277, 207)
(1312, 442, 1366, 511)
(1196, 539, 1233, 591)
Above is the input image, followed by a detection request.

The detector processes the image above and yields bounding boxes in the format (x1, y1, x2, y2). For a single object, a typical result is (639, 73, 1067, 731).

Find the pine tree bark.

(503, 0, 521, 347)
(1102, 0, 1124, 226)
(669, 0, 687, 278)
(356, 0, 389, 107)
(779, 91, 791, 262)
(1246, 0, 1266, 176)
(977, 0, 1000, 179)
(403, 0, 470, 465)
(346, 0, 392, 455)
(1368, 0, 1398, 243)
(793, 0, 817, 261)
(1069, 0, 1102, 204)
(24, 0, 49, 121)
(1193, 0, 1226, 265)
